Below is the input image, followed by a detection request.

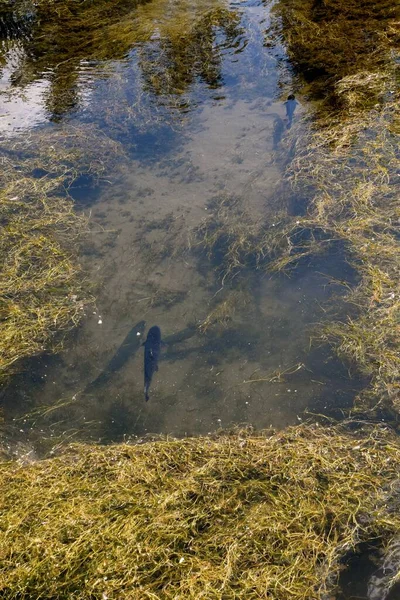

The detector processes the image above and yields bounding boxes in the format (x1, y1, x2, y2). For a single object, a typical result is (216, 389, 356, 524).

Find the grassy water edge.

(265, 0, 400, 417)
(1, 423, 400, 599)
(0, 125, 126, 384)
(190, 2, 400, 418)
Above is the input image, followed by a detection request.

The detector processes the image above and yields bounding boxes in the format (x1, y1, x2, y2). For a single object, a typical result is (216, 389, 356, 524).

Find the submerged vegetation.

(1, 423, 400, 598)
(270, 0, 400, 417)
(196, 194, 288, 282)
(0, 126, 124, 383)
(284, 97, 400, 418)
(196, 0, 400, 417)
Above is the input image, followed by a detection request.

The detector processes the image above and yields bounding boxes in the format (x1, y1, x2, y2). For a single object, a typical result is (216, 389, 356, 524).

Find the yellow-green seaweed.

(1, 423, 400, 598)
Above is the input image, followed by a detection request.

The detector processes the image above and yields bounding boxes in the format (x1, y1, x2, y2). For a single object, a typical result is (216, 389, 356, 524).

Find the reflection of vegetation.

(0, 0, 241, 120)
(266, 1, 400, 416)
(0, 125, 124, 383)
(275, 0, 398, 106)
(2, 423, 400, 598)
(0, 0, 142, 119)
(138, 8, 242, 96)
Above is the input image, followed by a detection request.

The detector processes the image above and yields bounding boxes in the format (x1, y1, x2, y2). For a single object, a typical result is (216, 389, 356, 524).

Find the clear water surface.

(0, 0, 364, 451)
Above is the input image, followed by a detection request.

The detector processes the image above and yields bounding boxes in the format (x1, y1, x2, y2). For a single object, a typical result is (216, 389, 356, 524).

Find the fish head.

(146, 325, 161, 343)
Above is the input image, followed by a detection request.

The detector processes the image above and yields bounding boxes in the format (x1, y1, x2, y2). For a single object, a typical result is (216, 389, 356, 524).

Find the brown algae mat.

(1, 423, 400, 599)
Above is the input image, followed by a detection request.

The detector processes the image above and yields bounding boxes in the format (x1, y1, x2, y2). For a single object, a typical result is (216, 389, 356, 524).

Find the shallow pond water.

(0, 0, 364, 448)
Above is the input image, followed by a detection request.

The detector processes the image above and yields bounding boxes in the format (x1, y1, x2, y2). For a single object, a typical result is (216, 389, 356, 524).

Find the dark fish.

(143, 325, 162, 401)
(272, 116, 285, 149)
(284, 94, 298, 129)
(84, 320, 146, 394)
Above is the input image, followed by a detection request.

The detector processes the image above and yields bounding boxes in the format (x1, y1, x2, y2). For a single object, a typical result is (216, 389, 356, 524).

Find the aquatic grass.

(0, 125, 125, 383)
(199, 289, 250, 332)
(197, 0, 400, 416)
(270, 83, 400, 416)
(195, 194, 293, 281)
(1, 423, 400, 598)
(0, 178, 87, 382)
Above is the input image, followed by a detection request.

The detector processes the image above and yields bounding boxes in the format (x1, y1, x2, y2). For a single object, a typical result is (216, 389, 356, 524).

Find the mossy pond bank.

(0, 0, 399, 596)
(1, 423, 400, 599)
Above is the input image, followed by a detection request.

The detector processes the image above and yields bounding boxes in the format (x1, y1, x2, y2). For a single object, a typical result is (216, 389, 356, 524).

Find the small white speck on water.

(98, 318, 102, 325)
(217, 418, 221, 422)
(136, 331, 141, 336)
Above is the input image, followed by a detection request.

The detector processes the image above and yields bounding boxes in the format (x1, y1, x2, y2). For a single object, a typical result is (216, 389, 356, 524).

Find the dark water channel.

(0, 0, 364, 451)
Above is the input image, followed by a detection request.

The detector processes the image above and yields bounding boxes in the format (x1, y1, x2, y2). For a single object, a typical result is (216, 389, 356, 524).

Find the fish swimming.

(84, 320, 146, 394)
(143, 325, 162, 401)
(284, 94, 298, 129)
